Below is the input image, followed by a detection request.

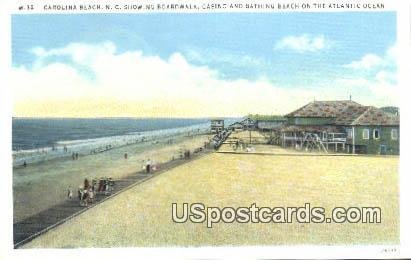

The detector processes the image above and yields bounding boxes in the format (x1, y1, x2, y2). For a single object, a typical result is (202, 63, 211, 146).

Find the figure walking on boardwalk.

(146, 159, 152, 173)
(67, 186, 73, 199)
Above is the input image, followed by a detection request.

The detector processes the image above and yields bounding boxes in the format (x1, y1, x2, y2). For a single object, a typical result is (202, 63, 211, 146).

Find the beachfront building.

(227, 117, 257, 131)
(279, 100, 399, 155)
(241, 117, 256, 130)
(343, 106, 400, 154)
(210, 118, 224, 133)
(256, 119, 286, 132)
(228, 122, 244, 131)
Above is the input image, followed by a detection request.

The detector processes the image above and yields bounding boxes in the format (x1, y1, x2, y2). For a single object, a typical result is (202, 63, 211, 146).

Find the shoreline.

(12, 131, 211, 169)
(12, 123, 210, 168)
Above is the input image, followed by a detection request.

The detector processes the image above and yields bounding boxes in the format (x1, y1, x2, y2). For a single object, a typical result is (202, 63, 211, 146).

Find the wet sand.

(13, 133, 212, 223)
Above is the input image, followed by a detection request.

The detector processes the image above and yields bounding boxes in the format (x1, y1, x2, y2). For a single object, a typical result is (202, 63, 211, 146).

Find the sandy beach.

(22, 131, 399, 247)
(13, 133, 212, 223)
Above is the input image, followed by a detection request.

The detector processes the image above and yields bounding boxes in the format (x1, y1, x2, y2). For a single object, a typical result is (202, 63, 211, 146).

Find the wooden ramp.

(13, 150, 211, 248)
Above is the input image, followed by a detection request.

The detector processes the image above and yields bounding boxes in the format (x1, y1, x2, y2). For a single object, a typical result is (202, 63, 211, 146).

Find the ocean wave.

(13, 122, 209, 167)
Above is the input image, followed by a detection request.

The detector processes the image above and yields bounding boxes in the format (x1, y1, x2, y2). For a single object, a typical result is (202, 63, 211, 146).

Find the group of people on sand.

(232, 139, 255, 152)
(71, 152, 79, 160)
(183, 150, 191, 159)
(77, 178, 95, 206)
(90, 145, 113, 155)
(233, 139, 246, 151)
(67, 177, 115, 206)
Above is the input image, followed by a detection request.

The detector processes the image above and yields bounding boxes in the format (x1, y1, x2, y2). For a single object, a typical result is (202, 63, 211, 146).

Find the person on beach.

(78, 187, 87, 206)
(124, 153, 128, 159)
(84, 178, 90, 190)
(146, 159, 152, 173)
(75, 153, 79, 160)
(78, 187, 82, 201)
(91, 179, 96, 192)
(23, 161, 27, 168)
(98, 178, 104, 192)
(82, 190, 88, 206)
(108, 178, 114, 194)
(88, 188, 94, 204)
(184, 150, 190, 159)
(104, 179, 112, 195)
(67, 186, 73, 199)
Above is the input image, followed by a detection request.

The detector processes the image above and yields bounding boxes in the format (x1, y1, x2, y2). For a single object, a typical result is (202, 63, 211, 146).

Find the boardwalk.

(13, 150, 212, 248)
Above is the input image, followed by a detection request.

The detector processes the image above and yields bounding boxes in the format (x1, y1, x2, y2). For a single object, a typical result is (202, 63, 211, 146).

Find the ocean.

(12, 118, 212, 151)
(12, 117, 218, 166)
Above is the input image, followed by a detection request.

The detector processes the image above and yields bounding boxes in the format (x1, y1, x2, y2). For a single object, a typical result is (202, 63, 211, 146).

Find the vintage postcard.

(1, 0, 411, 259)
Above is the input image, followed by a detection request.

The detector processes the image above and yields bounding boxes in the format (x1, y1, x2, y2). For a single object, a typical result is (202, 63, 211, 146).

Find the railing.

(283, 136, 304, 141)
(323, 133, 346, 142)
(283, 133, 347, 143)
(326, 137, 347, 142)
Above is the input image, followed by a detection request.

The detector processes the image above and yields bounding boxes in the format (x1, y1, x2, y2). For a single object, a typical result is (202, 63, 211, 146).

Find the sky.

(11, 12, 398, 118)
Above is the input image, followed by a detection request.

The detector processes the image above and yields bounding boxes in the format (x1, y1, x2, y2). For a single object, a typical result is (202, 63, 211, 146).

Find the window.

(391, 129, 398, 140)
(373, 129, 380, 140)
(347, 129, 353, 139)
(363, 129, 369, 140)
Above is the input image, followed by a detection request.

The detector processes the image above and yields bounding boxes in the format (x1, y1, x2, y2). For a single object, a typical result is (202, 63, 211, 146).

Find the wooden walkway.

(13, 150, 212, 248)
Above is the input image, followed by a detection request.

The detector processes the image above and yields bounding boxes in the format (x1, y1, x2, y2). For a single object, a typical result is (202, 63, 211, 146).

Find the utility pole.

(249, 127, 251, 144)
(352, 126, 355, 154)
